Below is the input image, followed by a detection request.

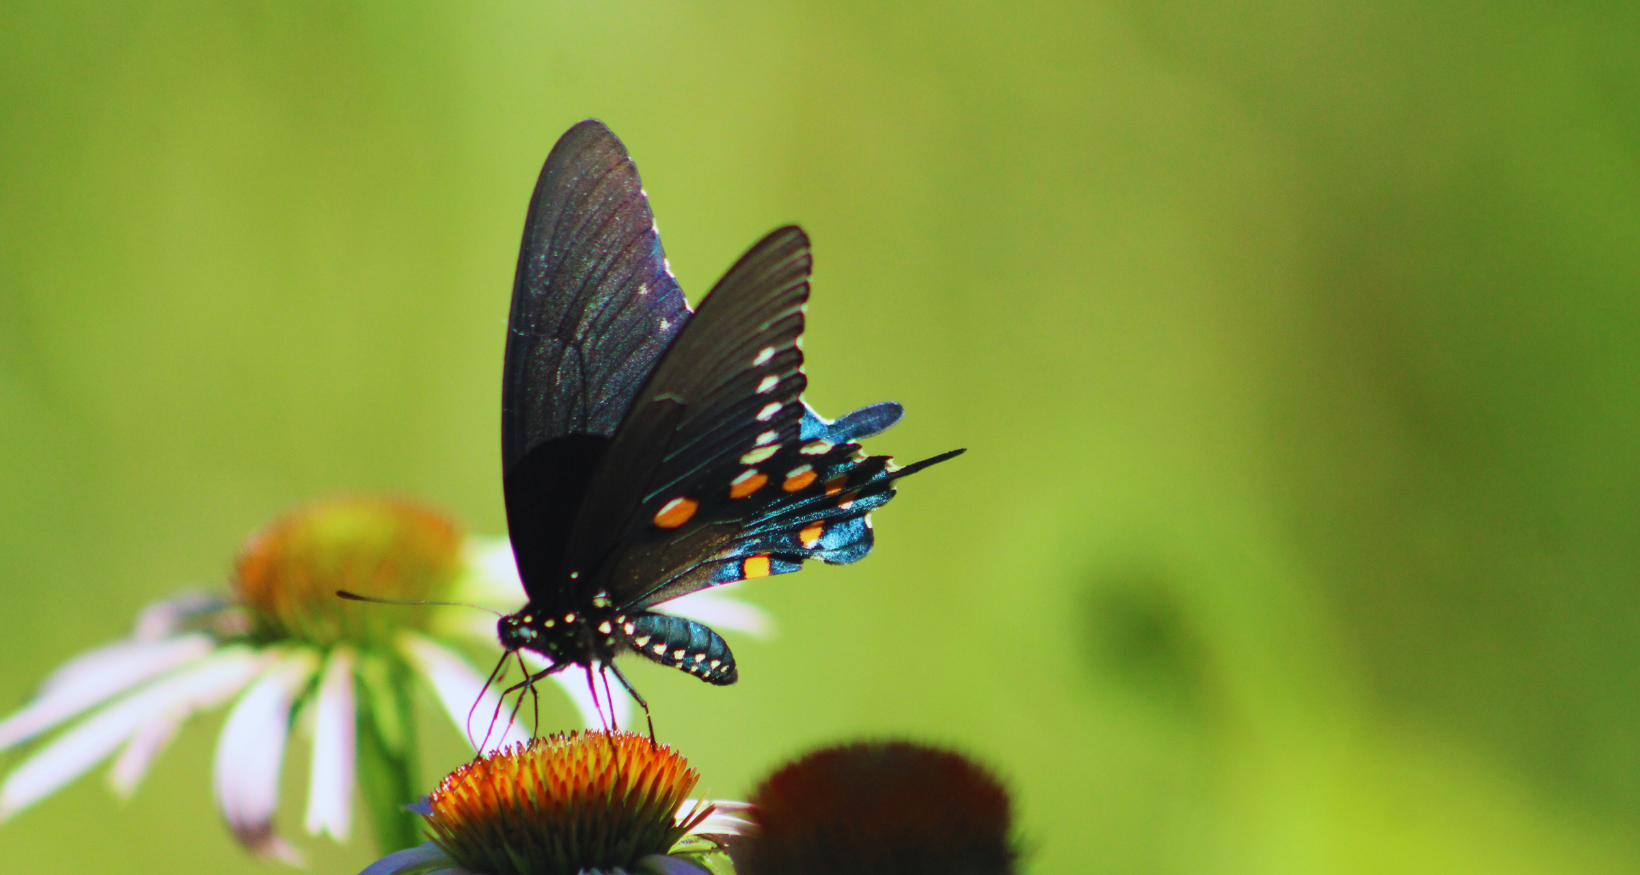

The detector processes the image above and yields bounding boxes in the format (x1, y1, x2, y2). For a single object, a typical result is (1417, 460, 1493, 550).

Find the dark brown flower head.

(731, 740, 1018, 875)
(423, 730, 711, 875)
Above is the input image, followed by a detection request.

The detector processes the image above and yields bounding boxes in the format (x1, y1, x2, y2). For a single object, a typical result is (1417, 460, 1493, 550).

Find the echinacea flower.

(0, 496, 769, 861)
(729, 740, 1020, 875)
(361, 730, 748, 875)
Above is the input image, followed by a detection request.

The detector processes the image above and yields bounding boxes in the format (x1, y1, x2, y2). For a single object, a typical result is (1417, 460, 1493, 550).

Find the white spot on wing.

(756, 402, 781, 421)
(756, 375, 779, 394)
(753, 347, 775, 366)
(801, 440, 833, 455)
(755, 430, 778, 446)
(741, 445, 778, 464)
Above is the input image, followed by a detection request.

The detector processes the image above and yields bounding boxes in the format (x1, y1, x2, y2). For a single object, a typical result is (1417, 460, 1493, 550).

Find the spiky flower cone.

(424, 731, 711, 875)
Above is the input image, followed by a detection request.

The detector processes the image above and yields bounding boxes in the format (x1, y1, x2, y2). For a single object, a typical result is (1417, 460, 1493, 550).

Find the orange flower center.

(233, 497, 462, 647)
(425, 731, 710, 875)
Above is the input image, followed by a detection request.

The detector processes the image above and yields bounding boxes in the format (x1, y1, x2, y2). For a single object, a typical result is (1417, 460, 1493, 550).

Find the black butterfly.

(493, 119, 962, 733)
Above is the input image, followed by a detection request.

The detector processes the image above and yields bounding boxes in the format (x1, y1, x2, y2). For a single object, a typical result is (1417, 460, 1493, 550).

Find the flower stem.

(355, 651, 422, 853)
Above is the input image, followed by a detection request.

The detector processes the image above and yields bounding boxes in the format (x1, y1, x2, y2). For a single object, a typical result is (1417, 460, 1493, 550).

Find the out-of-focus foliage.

(2, 2, 1638, 873)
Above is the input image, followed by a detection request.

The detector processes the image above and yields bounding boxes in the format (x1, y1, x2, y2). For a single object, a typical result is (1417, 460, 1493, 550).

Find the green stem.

(355, 651, 423, 853)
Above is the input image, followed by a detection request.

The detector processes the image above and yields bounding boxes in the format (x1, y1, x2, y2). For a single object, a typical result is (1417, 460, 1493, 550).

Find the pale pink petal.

(107, 710, 185, 798)
(0, 647, 266, 820)
(1, 635, 216, 749)
(304, 646, 355, 840)
(684, 798, 754, 835)
(399, 634, 527, 755)
(526, 653, 633, 732)
(660, 584, 773, 638)
(132, 592, 230, 641)
(213, 649, 318, 862)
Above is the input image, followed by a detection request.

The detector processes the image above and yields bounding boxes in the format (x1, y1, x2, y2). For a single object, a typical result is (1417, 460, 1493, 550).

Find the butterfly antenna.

(336, 590, 502, 616)
(606, 660, 655, 745)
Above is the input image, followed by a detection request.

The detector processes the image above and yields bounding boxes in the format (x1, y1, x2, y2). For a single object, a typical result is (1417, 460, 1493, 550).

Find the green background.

(4, 2, 1639, 872)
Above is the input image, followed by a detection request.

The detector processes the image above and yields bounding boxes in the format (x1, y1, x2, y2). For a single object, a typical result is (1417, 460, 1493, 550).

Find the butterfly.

(492, 119, 962, 735)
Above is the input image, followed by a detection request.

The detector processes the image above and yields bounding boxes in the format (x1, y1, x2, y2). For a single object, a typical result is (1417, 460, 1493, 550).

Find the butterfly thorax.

(497, 596, 624, 668)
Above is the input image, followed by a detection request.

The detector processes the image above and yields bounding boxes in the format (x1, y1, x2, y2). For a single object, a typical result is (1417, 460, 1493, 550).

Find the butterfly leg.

(481, 664, 559, 754)
(605, 660, 656, 744)
(583, 664, 609, 733)
(515, 650, 542, 737)
(468, 650, 514, 753)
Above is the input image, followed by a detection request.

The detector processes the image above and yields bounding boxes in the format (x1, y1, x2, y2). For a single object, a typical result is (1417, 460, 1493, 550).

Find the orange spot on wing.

(824, 475, 848, 495)
(652, 497, 698, 528)
(782, 469, 818, 492)
(799, 522, 824, 548)
(743, 554, 771, 579)
(729, 471, 768, 499)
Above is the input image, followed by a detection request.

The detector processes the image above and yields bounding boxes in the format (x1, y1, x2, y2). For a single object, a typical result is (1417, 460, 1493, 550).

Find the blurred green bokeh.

(3, 2, 1639, 873)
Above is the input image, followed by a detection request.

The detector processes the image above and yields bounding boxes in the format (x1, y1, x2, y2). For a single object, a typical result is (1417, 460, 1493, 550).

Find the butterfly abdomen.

(625, 612, 738, 684)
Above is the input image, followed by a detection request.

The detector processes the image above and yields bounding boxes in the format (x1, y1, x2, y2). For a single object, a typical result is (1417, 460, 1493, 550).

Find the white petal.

(0, 646, 266, 820)
(107, 710, 184, 798)
(460, 537, 527, 606)
(304, 646, 355, 840)
(399, 634, 527, 755)
(534, 656, 633, 732)
(359, 841, 454, 875)
(213, 648, 318, 861)
(1, 634, 216, 750)
(659, 585, 773, 638)
(683, 798, 754, 836)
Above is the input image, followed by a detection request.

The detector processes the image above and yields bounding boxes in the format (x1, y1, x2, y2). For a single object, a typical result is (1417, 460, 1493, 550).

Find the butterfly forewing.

(502, 120, 690, 604)
(560, 226, 814, 603)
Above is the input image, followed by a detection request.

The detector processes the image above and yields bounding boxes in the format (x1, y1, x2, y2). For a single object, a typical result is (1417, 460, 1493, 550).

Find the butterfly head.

(496, 612, 540, 651)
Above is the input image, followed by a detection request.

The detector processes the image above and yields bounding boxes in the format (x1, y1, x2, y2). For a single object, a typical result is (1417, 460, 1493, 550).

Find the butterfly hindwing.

(502, 120, 690, 604)
(628, 441, 966, 609)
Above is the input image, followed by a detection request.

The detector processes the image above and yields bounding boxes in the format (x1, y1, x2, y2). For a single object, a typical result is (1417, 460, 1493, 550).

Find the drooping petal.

(686, 798, 754, 836)
(0, 646, 267, 820)
(108, 710, 185, 797)
(0, 634, 216, 750)
(659, 584, 773, 638)
(304, 645, 355, 840)
(399, 634, 526, 754)
(357, 840, 455, 875)
(213, 648, 319, 862)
